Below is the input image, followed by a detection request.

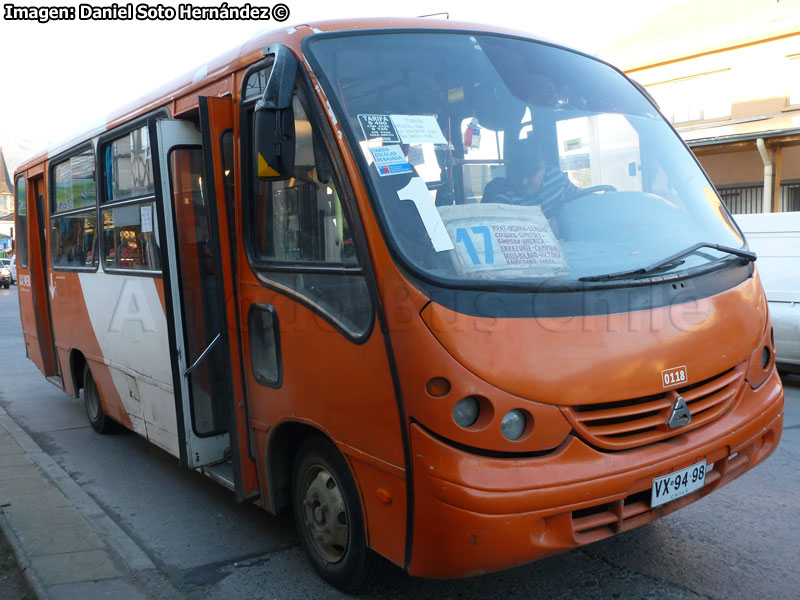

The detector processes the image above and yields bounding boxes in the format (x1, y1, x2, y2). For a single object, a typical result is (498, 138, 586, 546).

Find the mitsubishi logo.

(667, 395, 692, 429)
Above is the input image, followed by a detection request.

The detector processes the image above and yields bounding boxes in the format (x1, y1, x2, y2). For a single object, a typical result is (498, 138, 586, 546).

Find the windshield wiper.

(579, 242, 756, 282)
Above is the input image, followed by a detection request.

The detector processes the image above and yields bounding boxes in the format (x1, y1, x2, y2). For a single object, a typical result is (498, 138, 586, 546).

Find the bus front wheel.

(292, 435, 384, 591)
(83, 364, 117, 434)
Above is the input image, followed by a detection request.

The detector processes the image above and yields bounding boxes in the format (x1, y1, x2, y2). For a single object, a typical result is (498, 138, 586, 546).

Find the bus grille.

(561, 363, 746, 451)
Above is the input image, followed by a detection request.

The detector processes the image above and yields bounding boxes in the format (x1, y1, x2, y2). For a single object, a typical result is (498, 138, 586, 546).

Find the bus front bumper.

(407, 370, 784, 579)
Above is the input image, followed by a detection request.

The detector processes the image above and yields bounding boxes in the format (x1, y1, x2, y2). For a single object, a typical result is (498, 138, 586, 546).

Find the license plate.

(651, 460, 706, 507)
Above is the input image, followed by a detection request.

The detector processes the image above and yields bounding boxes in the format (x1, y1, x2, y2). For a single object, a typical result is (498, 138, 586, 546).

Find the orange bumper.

(407, 370, 784, 578)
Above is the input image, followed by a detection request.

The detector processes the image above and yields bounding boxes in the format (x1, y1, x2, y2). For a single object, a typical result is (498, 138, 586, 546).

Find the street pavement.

(0, 283, 798, 599)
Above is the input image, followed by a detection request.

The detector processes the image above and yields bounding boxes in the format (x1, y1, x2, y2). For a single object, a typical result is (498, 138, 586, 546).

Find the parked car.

(0, 258, 14, 285)
(0, 260, 10, 289)
(735, 212, 800, 372)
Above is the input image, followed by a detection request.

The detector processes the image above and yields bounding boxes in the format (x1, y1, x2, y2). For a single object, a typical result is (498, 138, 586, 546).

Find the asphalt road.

(0, 283, 798, 599)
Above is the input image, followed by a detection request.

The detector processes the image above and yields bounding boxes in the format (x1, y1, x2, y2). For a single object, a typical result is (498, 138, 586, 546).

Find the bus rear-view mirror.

(254, 44, 298, 180)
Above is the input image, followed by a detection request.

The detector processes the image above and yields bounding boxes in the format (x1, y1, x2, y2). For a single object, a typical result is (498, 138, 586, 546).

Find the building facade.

(603, 0, 800, 214)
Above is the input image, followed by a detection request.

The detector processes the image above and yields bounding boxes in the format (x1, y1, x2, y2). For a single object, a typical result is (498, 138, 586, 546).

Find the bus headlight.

(453, 397, 480, 428)
(501, 409, 527, 440)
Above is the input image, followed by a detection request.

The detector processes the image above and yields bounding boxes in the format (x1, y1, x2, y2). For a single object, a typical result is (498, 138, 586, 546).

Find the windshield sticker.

(358, 114, 400, 143)
(397, 177, 455, 252)
(438, 204, 569, 277)
(408, 146, 425, 166)
(390, 114, 447, 145)
(370, 145, 413, 176)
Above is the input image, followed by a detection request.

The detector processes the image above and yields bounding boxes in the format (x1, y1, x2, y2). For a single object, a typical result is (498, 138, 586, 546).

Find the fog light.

(501, 409, 526, 440)
(426, 377, 451, 397)
(453, 397, 479, 428)
(761, 346, 771, 369)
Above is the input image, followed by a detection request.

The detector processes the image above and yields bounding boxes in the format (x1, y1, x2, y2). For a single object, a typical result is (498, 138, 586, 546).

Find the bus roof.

(15, 17, 561, 175)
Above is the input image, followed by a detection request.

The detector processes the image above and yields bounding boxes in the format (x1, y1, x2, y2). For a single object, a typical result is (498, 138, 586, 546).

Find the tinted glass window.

(101, 202, 160, 271)
(249, 94, 371, 335)
(249, 305, 281, 387)
(51, 149, 98, 271)
(51, 213, 98, 268)
(168, 147, 228, 435)
(101, 126, 161, 274)
(244, 67, 269, 100)
(15, 176, 28, 268)
(253, 99, 357, 266)
(105, 126, 154, 202)
(53, 149, 96, 212)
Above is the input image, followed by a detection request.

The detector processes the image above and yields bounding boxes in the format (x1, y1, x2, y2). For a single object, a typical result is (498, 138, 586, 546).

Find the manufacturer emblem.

(667, 395, 692, 429)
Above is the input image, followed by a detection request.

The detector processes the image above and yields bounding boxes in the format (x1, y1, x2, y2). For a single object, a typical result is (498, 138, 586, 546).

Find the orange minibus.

(14, 17, 783, 590)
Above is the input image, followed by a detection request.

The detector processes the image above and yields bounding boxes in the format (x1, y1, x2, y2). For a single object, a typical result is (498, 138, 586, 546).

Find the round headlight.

(453, 397, 480, 428)
(501, 410, 526, 440)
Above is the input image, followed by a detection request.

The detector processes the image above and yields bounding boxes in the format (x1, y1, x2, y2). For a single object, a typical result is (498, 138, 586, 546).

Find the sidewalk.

(0, 405, 161, 599)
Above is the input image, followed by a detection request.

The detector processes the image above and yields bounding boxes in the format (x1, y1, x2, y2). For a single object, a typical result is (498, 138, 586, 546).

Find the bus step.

(45, 375, 64, 390)
(201, 461, 235, 491)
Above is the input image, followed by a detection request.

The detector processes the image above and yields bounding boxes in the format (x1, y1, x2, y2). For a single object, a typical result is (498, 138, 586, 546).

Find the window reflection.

(106, 126, 154, 202)
(54, 149, 96, 212)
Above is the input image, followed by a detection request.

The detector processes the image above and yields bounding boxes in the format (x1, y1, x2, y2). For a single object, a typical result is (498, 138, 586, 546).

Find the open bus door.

(154, 109, 257, 501)
(30, 175, 59, 379)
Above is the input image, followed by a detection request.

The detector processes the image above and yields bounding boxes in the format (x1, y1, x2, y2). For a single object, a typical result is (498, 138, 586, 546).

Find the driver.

(485, 140, 579, 219)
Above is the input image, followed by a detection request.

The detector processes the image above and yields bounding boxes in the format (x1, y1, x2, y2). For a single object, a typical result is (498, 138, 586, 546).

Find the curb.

(0, 406, 180, 599)
(0, 413, 156, 572)
(0, 508, 49, 600)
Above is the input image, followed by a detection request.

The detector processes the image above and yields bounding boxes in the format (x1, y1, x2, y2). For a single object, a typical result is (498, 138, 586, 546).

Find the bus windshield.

(307, 32, 745, 286)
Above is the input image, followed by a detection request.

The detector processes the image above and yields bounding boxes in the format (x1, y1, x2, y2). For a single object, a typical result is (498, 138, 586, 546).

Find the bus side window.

(50, 148, 99, 271)
(15, 176, 28, 269)
(100, 126, 161, 273)
(251, 95, 372, 336)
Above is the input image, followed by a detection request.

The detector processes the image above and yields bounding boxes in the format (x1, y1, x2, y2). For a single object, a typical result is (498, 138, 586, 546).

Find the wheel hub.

(302, 467, 348, 562)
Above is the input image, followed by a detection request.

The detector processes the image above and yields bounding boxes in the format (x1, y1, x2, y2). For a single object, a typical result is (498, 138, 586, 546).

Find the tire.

(292, 435, 385, 591)
(83, 363, 117, 434)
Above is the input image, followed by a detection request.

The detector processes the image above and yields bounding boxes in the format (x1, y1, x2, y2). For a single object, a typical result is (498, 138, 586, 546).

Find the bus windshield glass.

(307, 32, 744, 286)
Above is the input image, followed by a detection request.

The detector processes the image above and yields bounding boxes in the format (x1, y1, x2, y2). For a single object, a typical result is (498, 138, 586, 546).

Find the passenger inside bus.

(481, 138, 581, 218)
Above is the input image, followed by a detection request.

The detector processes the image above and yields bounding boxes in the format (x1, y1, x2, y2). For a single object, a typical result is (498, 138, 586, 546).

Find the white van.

(735, 212, 800, 372)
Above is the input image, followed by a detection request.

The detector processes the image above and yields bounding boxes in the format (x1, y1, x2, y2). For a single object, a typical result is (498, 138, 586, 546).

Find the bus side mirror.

(254, 44, 298, 180)
(254, 107, 295, 180)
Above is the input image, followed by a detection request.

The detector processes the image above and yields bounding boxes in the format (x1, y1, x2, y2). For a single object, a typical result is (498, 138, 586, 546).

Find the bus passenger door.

(198, 96, 260, 500)
(31, 175, 59, 378)
(154, 119, 236, 476)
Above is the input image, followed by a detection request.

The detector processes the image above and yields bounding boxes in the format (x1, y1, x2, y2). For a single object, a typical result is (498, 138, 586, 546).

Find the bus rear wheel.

(292, 435, 384, 591)
(83, 364, 117, 434)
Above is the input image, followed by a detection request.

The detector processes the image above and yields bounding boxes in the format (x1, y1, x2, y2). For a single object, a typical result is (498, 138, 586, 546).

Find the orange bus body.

(13, 17, 783, 587)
